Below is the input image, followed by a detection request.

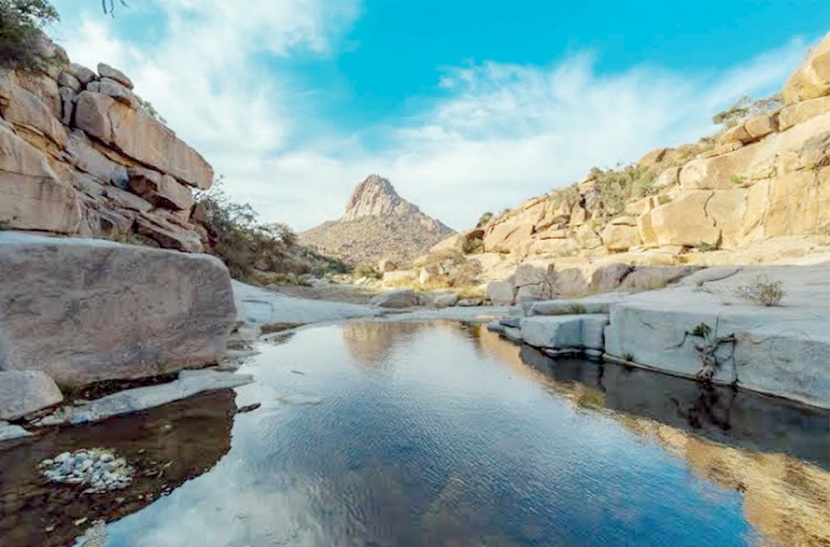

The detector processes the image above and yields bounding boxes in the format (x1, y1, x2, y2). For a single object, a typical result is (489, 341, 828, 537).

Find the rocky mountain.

(299, 175, 454, 266)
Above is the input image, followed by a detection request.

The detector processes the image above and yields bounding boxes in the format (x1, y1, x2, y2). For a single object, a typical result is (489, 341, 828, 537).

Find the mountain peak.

(343, 174, 417, 221)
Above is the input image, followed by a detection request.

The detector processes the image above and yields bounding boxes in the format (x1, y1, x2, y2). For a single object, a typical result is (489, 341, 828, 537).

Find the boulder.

(97, 62, 133, 89)
(0, 77, 67, 149)
(64, 130, 129, 187)
(519, 315, 608, 351)
(513, 264, 550, 288)
(432, 292, 459, 308)
(97, 77, 136, 107)
(782, 33, 830, 104)
(57, 71, 81, 92)
(646, 191, 720, 247)
(744, 114, 778, 141)
(0, 124, 81, 234)
(369, 289, 424, 308)
(777, 96, 830, 131)
(515, 284, 551, 304)
(0, 421, 31, 441)
(104, 186, 153, 213)
(136, 212, 203, 252)
(58, 86, 74, 125)
(128, 168, 194, 211)
(588, 263, 633, 293)
(0, 234, 236, 385)
(68, 63, 97, 86)
(74, 92, 213, 189)
(0, 371, 63, 420)
(483, 221, 534, 253)
(486, 281, 515, 306)
(552, 268, 589, 297)
(601, 223, 642, 251)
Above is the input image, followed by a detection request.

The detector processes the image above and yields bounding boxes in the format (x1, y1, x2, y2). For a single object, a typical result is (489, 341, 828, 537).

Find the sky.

(47, 0, 829, 231)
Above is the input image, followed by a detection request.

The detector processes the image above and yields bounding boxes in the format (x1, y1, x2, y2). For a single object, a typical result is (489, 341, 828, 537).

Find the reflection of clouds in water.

(50, 323, 830, 547)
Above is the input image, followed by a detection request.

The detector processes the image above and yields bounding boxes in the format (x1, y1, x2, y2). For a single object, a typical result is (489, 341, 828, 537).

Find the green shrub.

(552, 184, 581, 209)
(590, 164, 656, 217)
(476, 211, 493, 228)
(353, 263, 382, 280)
(733, 274, 785, 306)
(195, 180, 299, 281)
(0, 0, 59, 71)
(695, 241, 720, 253)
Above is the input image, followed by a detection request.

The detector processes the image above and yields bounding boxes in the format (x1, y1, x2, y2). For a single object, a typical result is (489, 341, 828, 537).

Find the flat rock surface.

(233, 281, 383, 326)
(36, 370, 253, 426)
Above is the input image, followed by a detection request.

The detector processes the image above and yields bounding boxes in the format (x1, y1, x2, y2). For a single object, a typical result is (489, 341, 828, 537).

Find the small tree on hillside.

(712, 93, 784, 131)
(0, 0, 59, 70)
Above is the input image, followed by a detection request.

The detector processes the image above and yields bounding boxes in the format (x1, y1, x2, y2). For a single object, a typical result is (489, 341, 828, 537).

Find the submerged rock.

(35, 370, 253, 426)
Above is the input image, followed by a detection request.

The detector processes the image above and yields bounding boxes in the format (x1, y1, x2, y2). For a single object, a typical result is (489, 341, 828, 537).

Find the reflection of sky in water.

(99, 322, 781, 547)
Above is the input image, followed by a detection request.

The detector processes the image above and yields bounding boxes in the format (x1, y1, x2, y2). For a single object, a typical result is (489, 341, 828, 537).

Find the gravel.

(39, 448, 134, 493)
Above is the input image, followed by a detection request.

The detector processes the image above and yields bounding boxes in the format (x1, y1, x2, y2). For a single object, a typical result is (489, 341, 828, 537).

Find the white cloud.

(49, 4, 809, 231)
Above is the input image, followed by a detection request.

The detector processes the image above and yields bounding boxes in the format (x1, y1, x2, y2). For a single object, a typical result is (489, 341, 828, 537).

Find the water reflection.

(0, 390, 235, 547)
(476, 326, 830, 547)
(1, 321, 828, 547)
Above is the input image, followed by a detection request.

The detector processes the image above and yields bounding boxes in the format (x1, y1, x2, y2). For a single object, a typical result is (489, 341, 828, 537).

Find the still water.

(1, 321, 829, 547)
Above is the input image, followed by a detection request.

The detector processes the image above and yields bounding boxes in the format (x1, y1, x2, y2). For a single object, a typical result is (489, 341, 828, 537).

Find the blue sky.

(49, 0, 828, 230)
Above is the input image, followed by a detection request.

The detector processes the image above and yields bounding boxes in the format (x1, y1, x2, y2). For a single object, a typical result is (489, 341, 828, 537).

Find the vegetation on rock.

(195, 181, 346, 283)
(733, 274, 785, 306)
(712, 93, 783, 130)
(0, 0, 59, 71)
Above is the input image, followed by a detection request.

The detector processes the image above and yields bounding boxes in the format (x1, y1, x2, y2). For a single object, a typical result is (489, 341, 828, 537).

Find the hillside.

(408, 32, 830, 299)
(299, 175, 454, 266)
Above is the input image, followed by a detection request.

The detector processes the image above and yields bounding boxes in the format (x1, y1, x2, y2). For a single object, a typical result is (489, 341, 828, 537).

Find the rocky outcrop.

(461, 33, 830, 290)
(299, 175, 454, 265)
(491, 262, 830, 409)
(0, 44, 212, 252)
(369, 289, 425, 308)
(0, 233, 237, 386)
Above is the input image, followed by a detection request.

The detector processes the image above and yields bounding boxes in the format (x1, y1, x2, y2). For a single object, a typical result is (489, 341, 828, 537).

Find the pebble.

(39, 448, 135, 494)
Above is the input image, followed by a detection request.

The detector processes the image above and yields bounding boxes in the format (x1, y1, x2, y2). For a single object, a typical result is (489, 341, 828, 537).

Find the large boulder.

(0, 124, 81, 234)
(519, 315, 608, 351)
(74, 92, 213, 189)
(97, 62, 134, 89)
(0, 76, 67, 149)
(487, 281, 516, 306)
(646, 191, 720, 247)
(128, 168, 194, 211)
(0, 371, 63, 420)
(0, 234, 237, 386)
(782, 33, 830, 104)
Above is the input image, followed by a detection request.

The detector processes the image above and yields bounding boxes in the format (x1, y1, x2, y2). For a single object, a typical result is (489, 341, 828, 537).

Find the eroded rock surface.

(0, 234, 236, 385)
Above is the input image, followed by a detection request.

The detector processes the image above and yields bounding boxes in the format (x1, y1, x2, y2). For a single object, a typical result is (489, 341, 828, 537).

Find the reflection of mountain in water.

(474, 326, 830, 547)
(0, 390, 236, 547)
(342, 322, 429, 369)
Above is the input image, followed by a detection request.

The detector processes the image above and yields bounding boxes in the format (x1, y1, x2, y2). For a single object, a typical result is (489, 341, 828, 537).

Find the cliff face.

(443, 33, 830, 275)
(300, 175, 454, 266)
(0, 37, 212, 253)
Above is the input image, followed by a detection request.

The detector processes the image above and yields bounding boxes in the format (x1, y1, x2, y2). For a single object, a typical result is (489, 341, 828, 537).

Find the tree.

(712, 93, 784, 131)
(0, 0, 60, 70)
